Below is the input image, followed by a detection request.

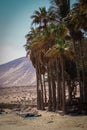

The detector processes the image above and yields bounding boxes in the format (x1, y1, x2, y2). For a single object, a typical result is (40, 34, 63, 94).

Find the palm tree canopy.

(31, 7, 58, 28)
(49, 0, 70, 19)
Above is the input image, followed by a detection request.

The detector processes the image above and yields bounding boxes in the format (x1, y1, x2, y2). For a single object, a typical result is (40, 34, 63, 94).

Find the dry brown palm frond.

(64, 35, 72, 40)
(40, 65, 47, 74)
(79, 4, 87, 14)
(64, 49, 76, 61)
(45, 47, 58, 58)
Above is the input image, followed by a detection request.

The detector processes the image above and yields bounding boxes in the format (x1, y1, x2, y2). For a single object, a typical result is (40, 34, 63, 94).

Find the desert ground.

(0, 109, 87, 130)
(0, 86, 87, 130)
(0, 86, 37, 105)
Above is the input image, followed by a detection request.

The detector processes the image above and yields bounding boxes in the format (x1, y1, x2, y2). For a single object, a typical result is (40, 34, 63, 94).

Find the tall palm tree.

(25, 0, 87, 113)
(31, 7, 57, 29)
(45, 23, 75, 113)
(64, 0, 87, 112)
(25, 27, 44, 109)
(49, 0, 70, 19)
(46, 43, 72, 113)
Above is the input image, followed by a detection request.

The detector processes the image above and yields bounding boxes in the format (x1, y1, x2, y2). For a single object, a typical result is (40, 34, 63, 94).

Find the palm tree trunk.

(51, 79, 56, 111)
(67, 0, 70, 10)
(39, 67, 44, 110)
(73, 40, 83, 111)
(36, 59, 41, 110)
(79, 40, 86, 103)
(51, 60, 56, 111)
(67, 79, 72, 103)
(47, 61, 53, 111)
(56, 58, 61, 110)
(61, 58, 66, 114)
(43, 74, 47, 106)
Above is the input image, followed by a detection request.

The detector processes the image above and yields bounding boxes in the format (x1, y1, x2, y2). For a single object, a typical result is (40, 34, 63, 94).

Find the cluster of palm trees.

(25, 0, 87, 114)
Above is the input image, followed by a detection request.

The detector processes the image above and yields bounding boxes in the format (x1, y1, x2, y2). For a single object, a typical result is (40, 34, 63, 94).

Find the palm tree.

(31, 7, 57, 29)
(27, 22, 75, 113)
(25, 0, 87, 113)
(49, 0, 70, 19)
(30, 11, 57, 110)
(25, 27, 44, 109)
(64, 0, 87, 112)
(30, 5, 71, 112)
(45, 24, 75, 113)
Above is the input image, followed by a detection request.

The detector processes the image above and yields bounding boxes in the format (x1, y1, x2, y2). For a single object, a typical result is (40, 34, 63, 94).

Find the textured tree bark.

(56, 58, 61, 110)
(67, 79, 72, 103)
(61, 58, 66, 114)
(79, 40, 86, 103)
(47, 61, 53, 111)
(39, 73, 44, 110)
(36, 58, 41, 110)
(43, 74, 47, 106)
(52, 78, 56, 111)
(51, 60, 56, 111)
(73, 40, 83, 111)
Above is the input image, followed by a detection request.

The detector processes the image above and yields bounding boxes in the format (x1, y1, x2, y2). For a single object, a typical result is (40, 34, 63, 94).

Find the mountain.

(0, 57, 36, 87)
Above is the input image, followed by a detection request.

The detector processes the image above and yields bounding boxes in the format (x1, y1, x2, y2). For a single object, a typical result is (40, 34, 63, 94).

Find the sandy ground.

(0, 86, 36, 104)
(0, 110, 87, 130)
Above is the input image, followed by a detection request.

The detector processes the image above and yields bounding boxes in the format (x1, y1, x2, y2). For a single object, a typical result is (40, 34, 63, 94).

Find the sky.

(0, 0, 76, 64)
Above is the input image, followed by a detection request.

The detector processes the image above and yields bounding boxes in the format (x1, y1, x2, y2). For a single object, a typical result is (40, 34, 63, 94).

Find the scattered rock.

(47, 121, 54, 123)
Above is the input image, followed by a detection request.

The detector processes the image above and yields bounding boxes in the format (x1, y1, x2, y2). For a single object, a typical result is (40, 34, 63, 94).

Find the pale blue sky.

(0, 0, 76, 64)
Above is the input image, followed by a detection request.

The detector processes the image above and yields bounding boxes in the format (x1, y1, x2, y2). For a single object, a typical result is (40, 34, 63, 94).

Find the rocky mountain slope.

(0, 57, 36, 87)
